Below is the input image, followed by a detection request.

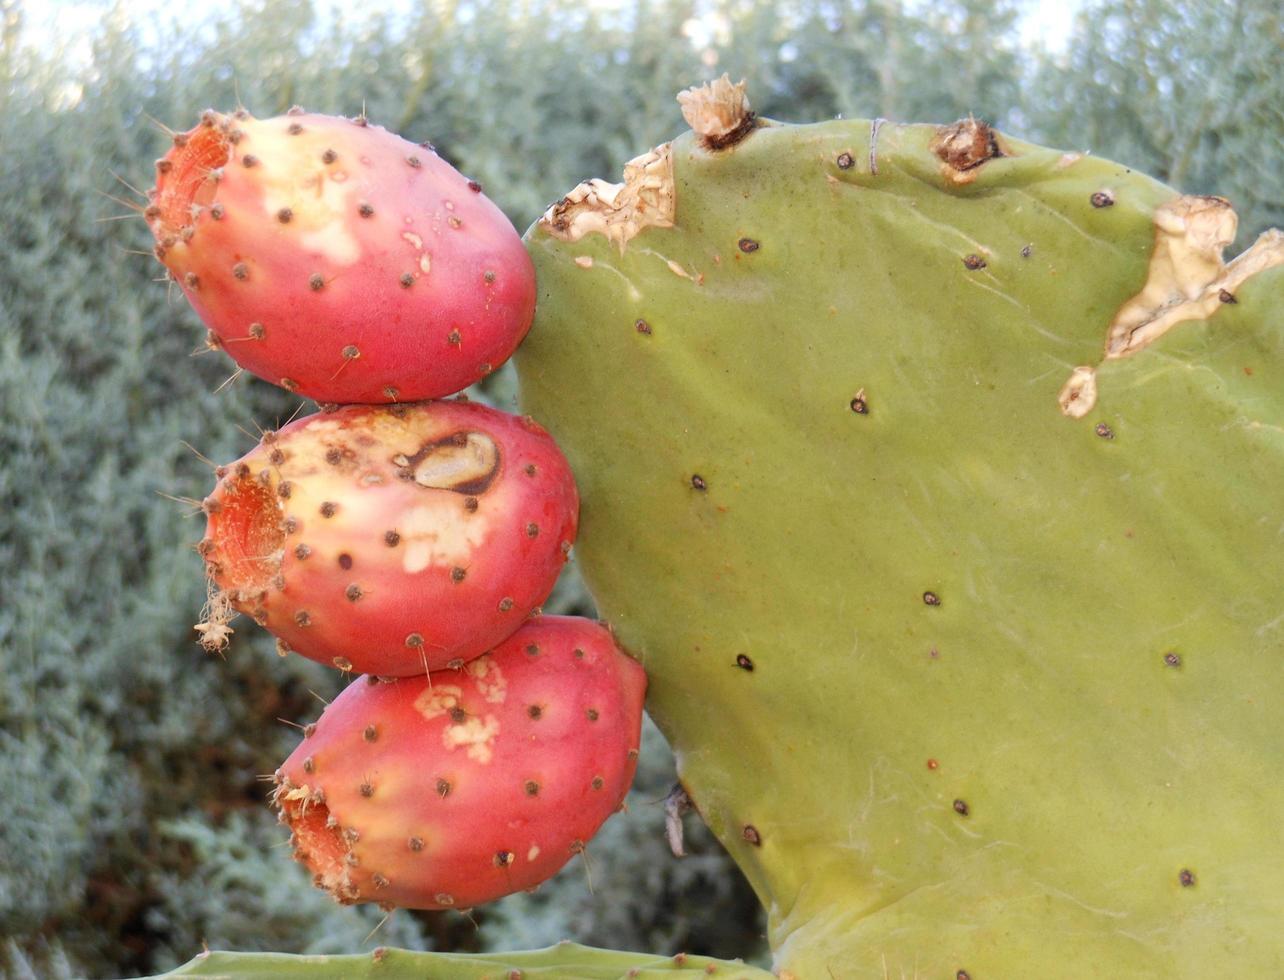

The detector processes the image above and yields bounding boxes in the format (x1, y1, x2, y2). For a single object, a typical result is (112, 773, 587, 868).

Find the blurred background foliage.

(0, 0, 1279, 975)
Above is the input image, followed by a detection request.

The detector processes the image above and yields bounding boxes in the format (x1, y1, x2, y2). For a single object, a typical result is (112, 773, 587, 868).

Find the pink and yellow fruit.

(273, 616, 647, 910)
(148, 109, 534, 403)
(200, 400, 578, 675)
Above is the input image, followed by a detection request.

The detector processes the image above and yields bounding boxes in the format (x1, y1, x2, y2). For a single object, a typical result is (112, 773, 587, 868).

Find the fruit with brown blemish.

(197, 400, 577, 675)
(145, 109, 534, 402)
(272, 616, 646, 910)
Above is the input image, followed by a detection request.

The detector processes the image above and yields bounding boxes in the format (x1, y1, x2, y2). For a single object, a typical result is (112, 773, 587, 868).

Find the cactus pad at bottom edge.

(151, 942, 774, 979)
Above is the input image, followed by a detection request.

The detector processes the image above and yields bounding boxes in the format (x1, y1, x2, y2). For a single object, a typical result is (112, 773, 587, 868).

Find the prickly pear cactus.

(516, 78, 1284, 978)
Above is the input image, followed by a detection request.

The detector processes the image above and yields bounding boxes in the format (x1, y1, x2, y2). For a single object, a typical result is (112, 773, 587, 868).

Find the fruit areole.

(515, 79, 1284, 978)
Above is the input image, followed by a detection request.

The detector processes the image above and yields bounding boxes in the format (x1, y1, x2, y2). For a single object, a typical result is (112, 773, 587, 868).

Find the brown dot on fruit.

(499, 597, 514, 612)
(494, 850, 514, 867)
(525, 644, 540, 656)
(1095, 422, 1114, 439)
(526, 523, 539, 538)
(408, 836, 424, 851)
(448, 706, 467, 724)
(591, 776, 604, 790)
(345, 584, 362, 602)
(233, 262, 248, 280)
(464, 497, 479, 512)
(737, 237, 760, 253)
(295, 610, 311, 627)
(276, 481, 292, 499)
(293, 543, 311, 560)
(691, 474, 707, 491)
(586, 708, 599, 722)
(524, 464, 537, 477)
(302, 756, 314, 773)
(407, 155, 421, 168)
(436, 778, 451, 797)
(320, 502, 337, 517)
(360, 782, 374, 797)
(241, 154, 258, 168)
(1218, 288, 1237, 304)
(364, 725, 378, 742)
(287, 122, 303, 135)
(527, 705, 543, 720)
(962, 254, 986, 270)
(342, 344, 359, 359)
(923, 591, 941, 606)
(1179, 869, 1196, 887)
(210, 203, 225, 220)
(953, 798, 969, 816)
(849, 393, 868, 414)
(309, 273, 324, 290)
(836, 151, 855, 169)
(248, 322, 266, 339)
(735, 653, 754, 671)
(277, 207, 293, 223)
(450, 566, 466, 583)
(385, 530, 400, 546)
(405, 633, 424, 648)
(467, 179, 482, 192)
(1164, 651, 1182, 668)
(358, 202, 374, 218)
(321, 148, 337, 164)
(184, 272, 200, 288)
(333, 656, 352, 671)
(1091, 190, 1115, 208)
(742, 825, 761, 846)
(635, 318, 652, 335)
(338, 553, 353, 571)
(524, 780, 539, 796)
(399, 273, 414, 288)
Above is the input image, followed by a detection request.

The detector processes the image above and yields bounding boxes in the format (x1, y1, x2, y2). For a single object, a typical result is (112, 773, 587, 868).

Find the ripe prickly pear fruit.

(273, 616, 646, 910)
(147, 108, 534, 403)
(197, 400, 577, 675)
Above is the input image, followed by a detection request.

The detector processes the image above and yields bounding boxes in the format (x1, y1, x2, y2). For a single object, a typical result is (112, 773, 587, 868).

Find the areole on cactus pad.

(147, 108, 535, 403)
(197, 400, 578, 675)
(514, 77, 1284, 977)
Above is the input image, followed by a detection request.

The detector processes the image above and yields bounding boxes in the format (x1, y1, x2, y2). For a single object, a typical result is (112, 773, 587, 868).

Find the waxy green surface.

(518, 120, 1284, 977)
(156, 943, 772, 978)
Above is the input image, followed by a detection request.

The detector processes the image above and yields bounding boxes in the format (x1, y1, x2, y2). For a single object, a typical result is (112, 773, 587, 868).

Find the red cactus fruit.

(197, 400, 577, 675)
(146, 108, 535, 403)
(273, 616, 647, 910)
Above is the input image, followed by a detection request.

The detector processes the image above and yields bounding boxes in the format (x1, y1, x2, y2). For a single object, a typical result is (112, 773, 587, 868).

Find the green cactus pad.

(154, 942, 773, 978)
(517, 81, 1284, 978)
